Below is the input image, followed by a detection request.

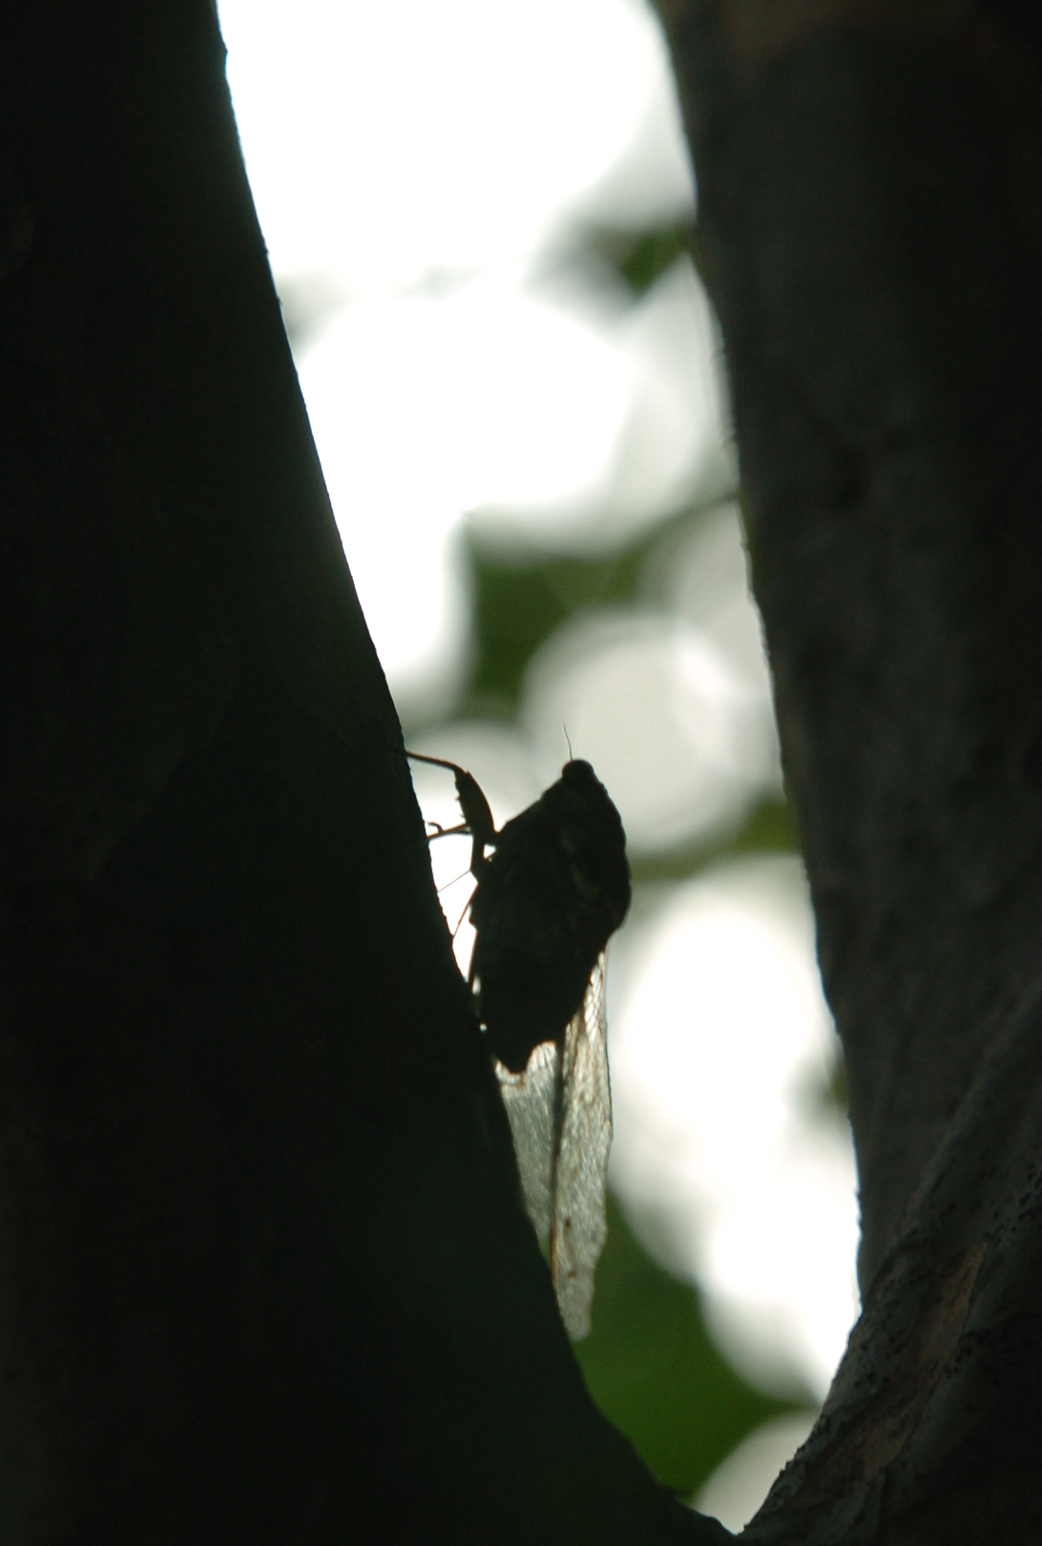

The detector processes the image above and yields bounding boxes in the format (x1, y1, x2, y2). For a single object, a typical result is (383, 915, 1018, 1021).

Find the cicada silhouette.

(407, 752, 631, 1337)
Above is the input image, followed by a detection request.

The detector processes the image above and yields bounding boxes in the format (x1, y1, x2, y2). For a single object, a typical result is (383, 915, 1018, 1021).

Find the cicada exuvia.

(408, 752, 631, 1337)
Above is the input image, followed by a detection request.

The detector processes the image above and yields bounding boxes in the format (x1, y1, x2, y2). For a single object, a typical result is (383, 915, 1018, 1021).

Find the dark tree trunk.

(0, 4, 711, 1541)
(664, 1, 1042, 1539)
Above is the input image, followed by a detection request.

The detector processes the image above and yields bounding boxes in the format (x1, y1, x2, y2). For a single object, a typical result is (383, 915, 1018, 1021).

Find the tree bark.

(664, 1, 1042, 1539)
(0, 4, 714, 1541)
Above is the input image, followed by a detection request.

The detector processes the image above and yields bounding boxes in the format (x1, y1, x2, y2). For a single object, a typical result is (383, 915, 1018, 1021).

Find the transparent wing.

(550, 955, 612, 1340)
(495, 1040, 560, 1246)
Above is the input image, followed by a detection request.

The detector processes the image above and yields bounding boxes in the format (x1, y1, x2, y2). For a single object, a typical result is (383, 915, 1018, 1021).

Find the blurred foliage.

(464, 538, 644, 717)
(576, 1196, 808, 1497)
(730, 799, 800, 855)
(618, 226, 691, 294)
(629, 797, 799, 885)
(463, 497, 736, 719)
(462, 510, 801, 883)
(827, 1053, 848, 1114)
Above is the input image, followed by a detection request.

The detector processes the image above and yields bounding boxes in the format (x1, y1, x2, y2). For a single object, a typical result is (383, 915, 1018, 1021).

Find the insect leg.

(404, 749, 497, 878)
(427, 821, 470, 841)
(450, 886, 477, 941)
(402, 751, 464, 774)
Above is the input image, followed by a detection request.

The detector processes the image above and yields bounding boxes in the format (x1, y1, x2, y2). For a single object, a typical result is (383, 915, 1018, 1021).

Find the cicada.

(407, 752, 631, 1337)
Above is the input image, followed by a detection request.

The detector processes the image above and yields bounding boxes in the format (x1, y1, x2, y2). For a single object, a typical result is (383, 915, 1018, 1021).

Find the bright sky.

(216, 0, 859, 1436)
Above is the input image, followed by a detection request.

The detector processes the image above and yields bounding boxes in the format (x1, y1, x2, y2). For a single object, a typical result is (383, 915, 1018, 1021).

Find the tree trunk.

(664, 1, 1042, 1539)
(0, 4, 712, 1541)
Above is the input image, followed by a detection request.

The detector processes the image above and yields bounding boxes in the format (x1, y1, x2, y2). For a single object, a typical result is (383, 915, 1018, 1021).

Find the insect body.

(406, 751, 631, 1337)
(468, 759, 630, 1074)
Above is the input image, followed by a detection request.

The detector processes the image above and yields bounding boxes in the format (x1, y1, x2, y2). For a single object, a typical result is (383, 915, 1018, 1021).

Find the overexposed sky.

(220, 0, 695, 289)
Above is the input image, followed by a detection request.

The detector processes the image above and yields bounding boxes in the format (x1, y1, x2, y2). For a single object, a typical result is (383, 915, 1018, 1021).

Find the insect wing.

(550, 955, 612, 1340)
(495, 1040, 559, 1246)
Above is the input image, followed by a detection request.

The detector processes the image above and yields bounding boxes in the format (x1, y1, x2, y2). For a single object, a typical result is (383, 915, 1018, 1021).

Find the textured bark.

(666, 1, 1042, 1540)
(0, 4, 714, 1541)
